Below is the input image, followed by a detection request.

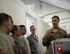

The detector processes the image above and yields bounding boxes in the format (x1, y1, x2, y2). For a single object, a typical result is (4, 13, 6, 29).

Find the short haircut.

(0, 13, 13, 26)
(11, 25, 18, 34)
(30, 25, 35, 29)
(52, 15, 60, 20)
(19, 25, 25, 28)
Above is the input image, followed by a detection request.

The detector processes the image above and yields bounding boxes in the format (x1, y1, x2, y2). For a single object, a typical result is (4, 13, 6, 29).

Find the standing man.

(18, 25, 31, 54)
(42, 16, 68, 54)
(27, 25, 40, 54)
(0, 13, 14, 54)
(11, 25, 23, 54)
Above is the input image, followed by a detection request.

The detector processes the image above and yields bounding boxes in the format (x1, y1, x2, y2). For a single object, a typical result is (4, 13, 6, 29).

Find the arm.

(60, 30, 68, 38)
(63, 31, 68, 38)
(18, 37, 27, 54)
(13, 43, 27, 54)
(0, 37, 8, 54)
(42, 31, 50, 47)
(13, 45, 18, 54)
(22, 46, 27, 54)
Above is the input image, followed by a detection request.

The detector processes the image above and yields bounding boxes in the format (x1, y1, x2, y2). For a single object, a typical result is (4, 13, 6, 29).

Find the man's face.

(30, 27, 36, 35)
(21, 27, 26, 35)
(6, 18, 13, 33)
(52, 18, 59, 27)
(16, 26, 21, 36)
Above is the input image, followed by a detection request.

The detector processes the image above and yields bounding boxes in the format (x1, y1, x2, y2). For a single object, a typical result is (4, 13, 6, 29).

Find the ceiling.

(40, 0, 70, 10)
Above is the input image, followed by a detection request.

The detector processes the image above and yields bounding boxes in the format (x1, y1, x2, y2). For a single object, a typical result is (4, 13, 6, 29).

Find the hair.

(11, 25, 18, 34)
(19, 25, 26, 35)
(52, 15, 60, 20)
(30, 25, 35, 29)
(19, 25, 25, 28)
(0, 13, 13, 26)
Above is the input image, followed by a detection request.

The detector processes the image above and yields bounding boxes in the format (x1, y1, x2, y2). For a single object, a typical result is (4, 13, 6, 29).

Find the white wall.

(0, 0, 26, 25)
(37, 18, 51, 54)
(0, 0, 4, 12)
(0, 0, 38, 25)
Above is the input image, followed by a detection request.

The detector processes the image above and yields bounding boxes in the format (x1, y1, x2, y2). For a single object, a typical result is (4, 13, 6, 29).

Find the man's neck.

(31, 34, 35, 36)
(53, 26, 59, 29)
(22, 33, 25, 36)
(53, 26, 59, 33)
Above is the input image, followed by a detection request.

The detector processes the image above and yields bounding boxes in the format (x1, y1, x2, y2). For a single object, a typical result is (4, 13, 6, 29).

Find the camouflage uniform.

(42, 27, 68, 54)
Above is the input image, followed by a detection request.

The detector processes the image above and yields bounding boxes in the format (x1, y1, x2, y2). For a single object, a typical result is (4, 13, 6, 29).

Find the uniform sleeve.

(63, 31, 68, 38)
(42, 31, 50, 47)
(0, 36, 7, 49)
(59, 29, 68, 38)
(18, 36, 25, 47)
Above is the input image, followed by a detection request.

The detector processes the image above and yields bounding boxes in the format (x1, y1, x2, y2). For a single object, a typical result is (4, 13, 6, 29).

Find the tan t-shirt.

(0, 32, 15, 54)
(18, 35, 31, 54)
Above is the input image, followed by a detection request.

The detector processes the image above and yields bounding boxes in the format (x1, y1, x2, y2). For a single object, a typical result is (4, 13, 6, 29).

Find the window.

(26, 13, 37, 37)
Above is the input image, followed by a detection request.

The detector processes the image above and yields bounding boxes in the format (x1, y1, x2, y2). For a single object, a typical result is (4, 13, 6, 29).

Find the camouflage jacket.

(42, 27, 68, 54)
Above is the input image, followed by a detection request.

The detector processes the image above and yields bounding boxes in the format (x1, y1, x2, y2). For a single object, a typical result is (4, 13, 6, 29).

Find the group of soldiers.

(0, 13, 40, 54)
(0, 13, 69, 54)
